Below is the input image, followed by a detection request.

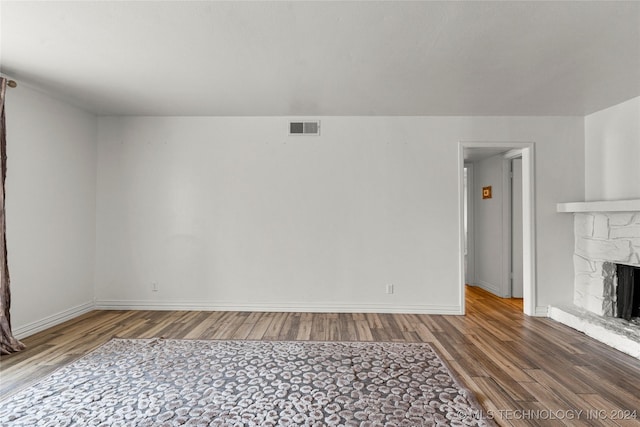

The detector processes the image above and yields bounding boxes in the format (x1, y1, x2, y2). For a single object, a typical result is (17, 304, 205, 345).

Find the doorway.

(511, 158, 523, 299)
(459, 142, 537, 316)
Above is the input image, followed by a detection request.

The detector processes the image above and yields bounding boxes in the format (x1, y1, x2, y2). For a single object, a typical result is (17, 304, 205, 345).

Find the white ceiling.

(1, 1, 639, 116)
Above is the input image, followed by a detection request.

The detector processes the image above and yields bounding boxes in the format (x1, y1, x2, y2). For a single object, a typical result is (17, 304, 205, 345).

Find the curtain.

(0, 77, 25, 354)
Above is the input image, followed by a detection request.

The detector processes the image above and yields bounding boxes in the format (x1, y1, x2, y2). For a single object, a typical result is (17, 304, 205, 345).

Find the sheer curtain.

(0, 77, 25, 354)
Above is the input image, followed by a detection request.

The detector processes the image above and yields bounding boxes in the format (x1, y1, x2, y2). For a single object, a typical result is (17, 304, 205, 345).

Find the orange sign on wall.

(482, 186, 492, 199)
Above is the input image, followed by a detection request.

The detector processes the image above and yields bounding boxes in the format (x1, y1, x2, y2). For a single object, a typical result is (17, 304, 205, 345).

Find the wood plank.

(581, 394, 640, 427)
(354, 320, 373, 341)
(246, 313, 275, 340)
(262, 312, 287, 340)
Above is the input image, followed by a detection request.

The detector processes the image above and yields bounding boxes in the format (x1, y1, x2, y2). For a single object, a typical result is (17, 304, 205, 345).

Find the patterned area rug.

(0, 339, 495, 426)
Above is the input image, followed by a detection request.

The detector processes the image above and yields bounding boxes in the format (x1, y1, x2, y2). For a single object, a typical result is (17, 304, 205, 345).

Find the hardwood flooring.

(1, 286, 639, 426)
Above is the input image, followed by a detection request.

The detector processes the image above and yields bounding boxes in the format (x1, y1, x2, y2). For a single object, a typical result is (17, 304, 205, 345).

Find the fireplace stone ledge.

(549, 305, 640, 359)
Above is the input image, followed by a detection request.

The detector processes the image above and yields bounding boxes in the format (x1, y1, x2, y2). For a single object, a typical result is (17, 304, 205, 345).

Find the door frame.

(458, 142, 537, 316)
(464, 163, 475, 287)
(507, 155, 524, 299)
(502, 150, 523, 299)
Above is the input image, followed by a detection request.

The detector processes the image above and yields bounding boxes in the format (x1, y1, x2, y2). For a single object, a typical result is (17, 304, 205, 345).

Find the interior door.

(511, 158, 524, 298)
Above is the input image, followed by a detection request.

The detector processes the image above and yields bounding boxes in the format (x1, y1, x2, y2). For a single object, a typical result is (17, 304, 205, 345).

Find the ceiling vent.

(289, 121, 320, 136)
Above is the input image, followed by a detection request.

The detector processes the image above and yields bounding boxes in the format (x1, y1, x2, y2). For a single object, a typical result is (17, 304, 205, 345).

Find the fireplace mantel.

(557, 199, 640, 213)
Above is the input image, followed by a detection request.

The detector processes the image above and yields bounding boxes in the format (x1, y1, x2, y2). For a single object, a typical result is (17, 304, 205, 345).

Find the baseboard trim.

(475, 280, 501, 296)
(13, 301, 96, 340)
(95, 299, 462, 315)
(535, 305, 549, 317)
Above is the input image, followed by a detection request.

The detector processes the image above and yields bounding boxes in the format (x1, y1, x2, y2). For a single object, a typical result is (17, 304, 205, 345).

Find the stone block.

(575, 272, 605, 298)
(609, 213, 635, 226)
(626, 240, 640, 266)
(573, 290, 586, 308)
(574, 275, 599, 313)
(610, 225, 640, 239)
(574, 272, 593, 292)
(574, 214, 594, 238)
(593, 260, 604, 272)
(602, 299, 614, 317)
(602, 272, 615, 298)
(593, 214, 610, 239)
(584, 296, 605, 316)
(585, 275, 607, 297)
(576, 237, 632, 263)
(573, 254, 596, 274)
(601, 261, 616, 278)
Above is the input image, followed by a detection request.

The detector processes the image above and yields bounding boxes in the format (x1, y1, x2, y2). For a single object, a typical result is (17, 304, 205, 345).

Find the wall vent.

(289, 121, 320, 136)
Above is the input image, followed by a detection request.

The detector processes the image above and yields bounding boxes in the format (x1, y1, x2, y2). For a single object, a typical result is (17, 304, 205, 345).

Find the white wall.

(95, 116, 584, 314)
(472, 154, 505, 296)
(5, 83, 97, 337)
(585, 96, 640, 201)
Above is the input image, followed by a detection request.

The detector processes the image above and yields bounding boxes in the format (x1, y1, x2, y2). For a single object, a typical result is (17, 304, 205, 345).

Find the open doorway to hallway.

(459, 142, 536, 316)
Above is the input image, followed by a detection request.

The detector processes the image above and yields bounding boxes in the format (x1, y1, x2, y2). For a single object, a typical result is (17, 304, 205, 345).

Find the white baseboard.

(475, 280, 501, 296)
(535, 306, 549, 317)
(13, 301, 95, 340)
(9, 298, 464, 341)
(95, 299, 462, 315)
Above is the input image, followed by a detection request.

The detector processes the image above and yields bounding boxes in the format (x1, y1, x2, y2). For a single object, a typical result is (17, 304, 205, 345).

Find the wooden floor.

(1, 286, 639, 426)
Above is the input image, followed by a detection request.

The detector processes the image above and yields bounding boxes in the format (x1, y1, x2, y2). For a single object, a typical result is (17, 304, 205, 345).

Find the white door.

(464, 167, 468, 281)
(463, 164, 475, 286)
(511, 158, 524, 298)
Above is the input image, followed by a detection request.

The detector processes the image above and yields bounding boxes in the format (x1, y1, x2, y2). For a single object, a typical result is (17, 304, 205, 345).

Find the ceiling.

(1, 1, 639, 117)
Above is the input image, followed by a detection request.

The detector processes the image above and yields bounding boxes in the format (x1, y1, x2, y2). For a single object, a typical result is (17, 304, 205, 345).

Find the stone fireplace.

(573, 211, 640, 316)
(551, 200, 640, 359)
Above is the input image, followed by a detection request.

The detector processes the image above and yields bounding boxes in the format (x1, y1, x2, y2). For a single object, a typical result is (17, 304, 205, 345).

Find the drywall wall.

(585, 96, 640, 201)
(471, 154, 505, 296)
(95, 116, 584, 314)
(4, 83, 97, 337)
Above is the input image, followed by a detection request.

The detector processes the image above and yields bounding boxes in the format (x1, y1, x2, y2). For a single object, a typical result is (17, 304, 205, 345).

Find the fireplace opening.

(616, 264, 640, 321)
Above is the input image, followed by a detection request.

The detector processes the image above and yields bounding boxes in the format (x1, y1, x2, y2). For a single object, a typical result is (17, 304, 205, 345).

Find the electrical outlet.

(152, 282, 159, 292)
(386, 284, 394, 294)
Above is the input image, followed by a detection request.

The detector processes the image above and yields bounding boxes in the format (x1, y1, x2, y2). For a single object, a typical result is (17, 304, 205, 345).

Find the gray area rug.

(0, 339, 495, 426)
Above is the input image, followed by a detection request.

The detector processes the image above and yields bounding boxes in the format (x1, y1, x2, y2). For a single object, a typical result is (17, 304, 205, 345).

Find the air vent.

(289, 121, 320, 136)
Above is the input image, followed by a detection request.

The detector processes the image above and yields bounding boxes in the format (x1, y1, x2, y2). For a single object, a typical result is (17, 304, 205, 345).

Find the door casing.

(458, 142, 537, 316)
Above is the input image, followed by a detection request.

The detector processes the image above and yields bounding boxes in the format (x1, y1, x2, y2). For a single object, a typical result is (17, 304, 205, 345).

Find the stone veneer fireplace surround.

(550, 199, 640, 359)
